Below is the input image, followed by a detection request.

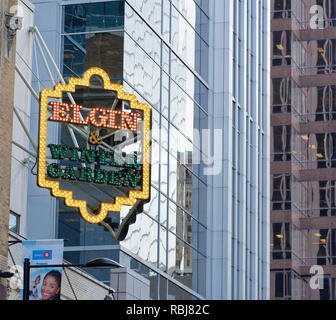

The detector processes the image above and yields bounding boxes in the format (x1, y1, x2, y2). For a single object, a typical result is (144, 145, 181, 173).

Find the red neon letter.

(70, 104, 89, 125)
(49, 101, 70, 122)
(89, 107, 109, 127)
(106, 110, 122, 130)
(122, 112, 140, 132)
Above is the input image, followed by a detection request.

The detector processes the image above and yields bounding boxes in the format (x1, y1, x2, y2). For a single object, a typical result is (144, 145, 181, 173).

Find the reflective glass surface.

(60, 0, 208, 300)
(63, 32, 124, 81)
(64, 1, 125, 33)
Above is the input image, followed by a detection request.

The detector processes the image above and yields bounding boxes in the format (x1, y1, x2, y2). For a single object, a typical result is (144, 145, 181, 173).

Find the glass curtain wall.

(58, 0, 209, 300)
(272, 0, 336, 300)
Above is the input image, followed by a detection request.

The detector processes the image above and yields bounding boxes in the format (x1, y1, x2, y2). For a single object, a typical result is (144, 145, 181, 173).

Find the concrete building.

(271, 0, 336, 300)
(0, 0, 20, 300)
(6, 0, 270, 300)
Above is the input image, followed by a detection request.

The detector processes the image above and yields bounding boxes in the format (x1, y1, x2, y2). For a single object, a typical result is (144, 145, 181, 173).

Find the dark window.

(275, 271, 291, 299)
(64, 1, 125, 34)
(273, 0, 291, 19)
(320, 277, 333, 300)
(168, 280, 194, 300)
(273, 125, 291, 161)
(275, 272, 284, 297)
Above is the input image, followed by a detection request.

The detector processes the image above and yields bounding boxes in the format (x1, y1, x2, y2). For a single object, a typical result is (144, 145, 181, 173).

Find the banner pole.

(23, 258, 30, 301)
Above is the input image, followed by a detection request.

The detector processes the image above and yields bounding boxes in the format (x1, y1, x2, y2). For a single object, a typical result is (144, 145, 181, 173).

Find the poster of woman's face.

(29, 269, 62, 300)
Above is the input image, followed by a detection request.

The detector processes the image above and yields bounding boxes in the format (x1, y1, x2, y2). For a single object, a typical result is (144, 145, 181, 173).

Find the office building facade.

(8, 0, 271, 300)
(208, 0, 270, 299)
(271, 0, 336, 300)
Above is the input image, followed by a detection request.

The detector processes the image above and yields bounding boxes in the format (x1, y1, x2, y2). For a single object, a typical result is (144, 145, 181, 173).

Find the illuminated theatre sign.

(37, 68, 151, 230)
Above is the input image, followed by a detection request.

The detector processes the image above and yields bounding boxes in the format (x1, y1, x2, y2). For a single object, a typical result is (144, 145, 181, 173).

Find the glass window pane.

(63, 31, 124, 81)
(168, 280, 193, 300)
(64, 1, 125, 34)
(9, 211, 20, 234)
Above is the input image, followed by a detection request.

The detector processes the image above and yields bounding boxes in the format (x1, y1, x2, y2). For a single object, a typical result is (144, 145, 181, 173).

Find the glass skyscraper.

(25, 0, 270, 300)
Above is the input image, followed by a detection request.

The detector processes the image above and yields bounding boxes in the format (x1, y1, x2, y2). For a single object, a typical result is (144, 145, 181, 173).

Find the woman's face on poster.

(40, 275, 60, 300)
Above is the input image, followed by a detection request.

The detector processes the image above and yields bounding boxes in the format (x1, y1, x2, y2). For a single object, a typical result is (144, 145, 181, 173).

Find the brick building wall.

(0, 0, 18, 300)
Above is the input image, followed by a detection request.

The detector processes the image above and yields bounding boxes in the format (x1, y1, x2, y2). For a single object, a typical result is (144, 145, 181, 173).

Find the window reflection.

(316, 133, 336, 169)
(273, 0, 291, 19)
(272, 78, 291, 114)
(124, 4, 161, 65)
(9, 211, 20, 234)
(272, 31, 291, 66)
(316, 86, 336, 122)
(168, 280, 194, 300)
(292, 38, 336, 75)
(272, 223, 291, 260)
(313, 0, 336, 27)
(58, 202, 119, 247)
(60, 0, 209, 300)
(64, 1, 124, 33)
(170, 2, 208, 81)
(127, 0, 162, 33)
(273, 125, 291, 162)
(122, 209, 159, 269)
(63, 32, 124, 81)
(272, 174, 291, 210)
(316, 39, 336, 74)
(123, 33, 161, 110)
(310, 229, 336, 266)
(120, 251, 159, 299)
(292, 179, 336, 218)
